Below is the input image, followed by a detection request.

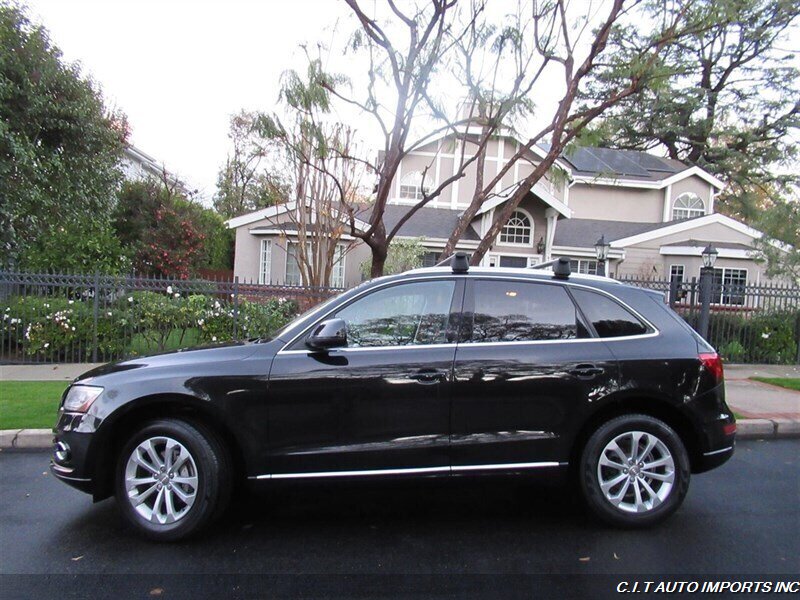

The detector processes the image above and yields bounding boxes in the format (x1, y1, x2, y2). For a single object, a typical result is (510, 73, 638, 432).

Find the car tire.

(579, 414, 690, 527)
(115, 418, 229, 541)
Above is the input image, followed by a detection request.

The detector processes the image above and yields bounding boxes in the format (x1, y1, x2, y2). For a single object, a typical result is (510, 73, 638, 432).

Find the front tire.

(115, 418, 228, 541)
(580, 414, 690, 527)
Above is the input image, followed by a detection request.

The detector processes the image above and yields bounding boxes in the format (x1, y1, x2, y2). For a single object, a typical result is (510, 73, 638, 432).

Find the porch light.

(536, 237, 545, 254)
(701, 244, 718, 268)
(594, 235, 610, 261)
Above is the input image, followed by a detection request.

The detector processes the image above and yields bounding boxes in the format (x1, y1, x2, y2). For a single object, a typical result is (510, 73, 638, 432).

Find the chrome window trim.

(249, 461, 567, 480)
(277, 274, 660, 355)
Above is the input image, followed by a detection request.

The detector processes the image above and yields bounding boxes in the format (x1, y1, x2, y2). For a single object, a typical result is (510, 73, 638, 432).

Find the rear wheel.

(115, 418, 229, 541)
(580, 414, 690, 527)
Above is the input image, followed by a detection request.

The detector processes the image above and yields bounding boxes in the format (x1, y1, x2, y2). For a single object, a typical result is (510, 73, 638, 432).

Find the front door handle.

(569, 364, 604, 379)
(409, 370, 447, 384)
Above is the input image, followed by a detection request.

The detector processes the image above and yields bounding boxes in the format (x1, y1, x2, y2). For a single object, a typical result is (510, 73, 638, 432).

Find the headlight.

(62, 385, 104, 413)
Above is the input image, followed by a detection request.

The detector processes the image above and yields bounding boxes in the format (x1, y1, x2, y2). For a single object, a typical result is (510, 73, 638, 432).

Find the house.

(121, 145, 190, 195)
(227, 131, 789, 302)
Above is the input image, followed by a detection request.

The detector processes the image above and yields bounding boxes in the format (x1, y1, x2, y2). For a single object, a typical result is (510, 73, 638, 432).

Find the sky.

(23, 0, 349, 201)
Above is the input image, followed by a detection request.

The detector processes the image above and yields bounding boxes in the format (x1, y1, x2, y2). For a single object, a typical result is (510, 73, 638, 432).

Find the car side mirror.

(306, 318, 347, 351)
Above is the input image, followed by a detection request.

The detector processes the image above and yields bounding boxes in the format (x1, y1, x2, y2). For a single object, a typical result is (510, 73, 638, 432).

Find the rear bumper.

(696, 441, 735, 472)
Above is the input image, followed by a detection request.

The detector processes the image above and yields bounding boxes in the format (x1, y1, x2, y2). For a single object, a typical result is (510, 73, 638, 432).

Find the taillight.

(699, 352, 724, 383)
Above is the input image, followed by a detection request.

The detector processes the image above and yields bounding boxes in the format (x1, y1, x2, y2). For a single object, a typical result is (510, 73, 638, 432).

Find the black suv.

(51, 255, 736, 540)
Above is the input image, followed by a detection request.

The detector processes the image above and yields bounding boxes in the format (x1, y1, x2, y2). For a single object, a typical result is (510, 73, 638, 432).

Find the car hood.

(73, 342, 264, 384)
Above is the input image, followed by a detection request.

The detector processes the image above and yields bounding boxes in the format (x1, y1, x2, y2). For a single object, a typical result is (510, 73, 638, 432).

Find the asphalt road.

(1, 439, 798, 598)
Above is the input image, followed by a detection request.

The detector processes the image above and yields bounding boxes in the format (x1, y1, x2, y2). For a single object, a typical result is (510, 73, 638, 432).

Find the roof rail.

(433, 252, 469, 273)
(530, 257, 571, 279)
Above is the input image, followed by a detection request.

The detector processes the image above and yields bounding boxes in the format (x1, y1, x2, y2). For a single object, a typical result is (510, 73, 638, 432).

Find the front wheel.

(579, 414, 690, 527)
(115, 418, 229, 541)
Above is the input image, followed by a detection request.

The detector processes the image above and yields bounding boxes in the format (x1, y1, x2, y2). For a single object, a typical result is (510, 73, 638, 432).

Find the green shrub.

(2, 290, 300, 360)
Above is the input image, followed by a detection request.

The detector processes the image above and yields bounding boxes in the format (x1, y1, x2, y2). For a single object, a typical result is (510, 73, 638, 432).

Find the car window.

(467, 280, 586, 343)
(570, 288, 649, 338)
(333, 280, 456, 348)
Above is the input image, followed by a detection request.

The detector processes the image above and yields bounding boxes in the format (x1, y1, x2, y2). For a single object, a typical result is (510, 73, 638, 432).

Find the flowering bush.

(1, 290, 299, 360)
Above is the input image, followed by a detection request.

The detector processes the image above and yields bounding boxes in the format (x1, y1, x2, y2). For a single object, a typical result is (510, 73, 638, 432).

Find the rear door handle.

(569, 364, 604, 379)
(409, 370, 447, 384)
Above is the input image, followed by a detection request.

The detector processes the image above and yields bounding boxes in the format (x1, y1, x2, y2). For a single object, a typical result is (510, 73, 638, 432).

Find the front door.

(450, 278, 618, 469)
(266, 278, 463, 476)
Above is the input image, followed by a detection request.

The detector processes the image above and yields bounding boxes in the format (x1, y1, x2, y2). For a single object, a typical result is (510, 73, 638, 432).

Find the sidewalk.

(1, 362, 798, 448)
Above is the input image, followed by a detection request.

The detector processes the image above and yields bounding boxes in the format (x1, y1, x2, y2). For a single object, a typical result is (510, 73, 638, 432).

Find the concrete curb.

(1, 420, 799, 450)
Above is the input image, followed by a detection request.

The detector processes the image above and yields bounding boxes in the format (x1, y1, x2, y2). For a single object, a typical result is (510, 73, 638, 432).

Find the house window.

(331, 244, 346, 288)
(672, 193, 705, 220)
(568, 259, 599, 275)
(286, 241, 347, 287)
(422, 251, 440, 268)
(711, 267, 747, 305)
(669, 264, 685, 284)
(399, 171, 430, 200)
(285, 242, 304, 286)
(499, 210, 533, 245)
(259, 239, 272, 284)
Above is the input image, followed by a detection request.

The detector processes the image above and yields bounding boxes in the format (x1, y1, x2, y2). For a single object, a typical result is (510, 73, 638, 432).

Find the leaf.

(579, 556, 590, 562)
(149, 589, 163, 596)
(71, 555, 84, 561)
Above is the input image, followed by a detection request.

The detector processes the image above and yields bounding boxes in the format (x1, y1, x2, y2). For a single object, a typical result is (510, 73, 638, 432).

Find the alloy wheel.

(597, 430, 675, 514)
(124, 436, 199, 525)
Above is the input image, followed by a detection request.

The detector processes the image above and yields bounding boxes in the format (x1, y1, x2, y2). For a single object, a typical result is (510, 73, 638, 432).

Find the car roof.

(401, 266, 624, 286)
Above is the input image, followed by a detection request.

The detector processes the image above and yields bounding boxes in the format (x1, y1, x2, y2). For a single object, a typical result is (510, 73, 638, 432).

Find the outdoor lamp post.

(701, 243, 718, 268)
(594, 234, 611, 277)
(698, 243, 718, 339)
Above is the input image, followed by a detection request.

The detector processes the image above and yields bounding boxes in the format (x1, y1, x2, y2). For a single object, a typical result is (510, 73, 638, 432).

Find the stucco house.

(228, 132, 788, 303)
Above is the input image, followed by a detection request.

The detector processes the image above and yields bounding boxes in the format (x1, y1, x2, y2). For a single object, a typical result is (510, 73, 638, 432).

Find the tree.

(212, 111, 284, 219)
(753, 197, 800, 282)
(582, 0, 800, 222)
(255, 61, 368, 287)
(322, 0, 499, 277)
(0, 3, 126, 266)
(361, 237, 426, 277)
(114, 179, 231, 278)
(455, 0, 697, 264)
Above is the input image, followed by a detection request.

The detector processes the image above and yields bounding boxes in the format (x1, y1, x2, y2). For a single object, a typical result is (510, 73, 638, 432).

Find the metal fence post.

(92, 271, 100, 362)
(668, 277, 679, 309)
(698, 267, 713, 340)
(232, 276, 240, 341)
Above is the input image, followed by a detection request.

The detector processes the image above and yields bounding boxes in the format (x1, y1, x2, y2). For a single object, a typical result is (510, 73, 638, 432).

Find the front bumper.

(51, 412, 97, 496)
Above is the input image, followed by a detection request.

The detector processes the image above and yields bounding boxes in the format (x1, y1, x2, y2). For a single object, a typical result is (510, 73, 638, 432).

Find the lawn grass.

(0, 381, 68, 430)
(750, 377, 800, 392)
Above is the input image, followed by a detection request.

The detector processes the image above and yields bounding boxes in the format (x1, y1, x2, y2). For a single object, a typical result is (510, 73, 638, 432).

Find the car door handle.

(408, 370, 447, 384)
(569, 364, 604, 379)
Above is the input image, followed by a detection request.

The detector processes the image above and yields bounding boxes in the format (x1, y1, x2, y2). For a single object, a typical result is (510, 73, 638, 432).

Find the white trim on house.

(551, 245, 625, 259)
(395, 235, 480, 249)
(226, 201, 370, 232)
(571, 166, 725, 192)
(249, 229, 358, 241)
(659, 246, 755, 259)
(475, 182, 572, 219)
(609, 213, 790, 251)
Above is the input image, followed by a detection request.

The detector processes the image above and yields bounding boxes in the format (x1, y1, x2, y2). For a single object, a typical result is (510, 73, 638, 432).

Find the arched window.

(672, 193, 705, 220)
(500, 210, 533, 245)
(399, 171, 430, 200)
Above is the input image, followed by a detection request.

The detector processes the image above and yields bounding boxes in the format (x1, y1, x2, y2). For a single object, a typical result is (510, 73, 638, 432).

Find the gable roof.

(539, 144, 725, 190)
(553, 218, 669, 247)
(383, 204, 480, 241)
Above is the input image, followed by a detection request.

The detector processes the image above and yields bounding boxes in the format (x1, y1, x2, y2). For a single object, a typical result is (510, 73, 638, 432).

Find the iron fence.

(0, 271, 343, 364)
(618, 275, 800, 364)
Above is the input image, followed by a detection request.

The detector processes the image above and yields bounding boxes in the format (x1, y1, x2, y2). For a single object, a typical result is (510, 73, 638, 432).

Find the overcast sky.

(23, 0, 350, 201)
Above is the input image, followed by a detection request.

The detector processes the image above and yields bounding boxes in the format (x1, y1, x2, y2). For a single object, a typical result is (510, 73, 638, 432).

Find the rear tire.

(579, 414, 690, 527)
(115, 418, 229, 541)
